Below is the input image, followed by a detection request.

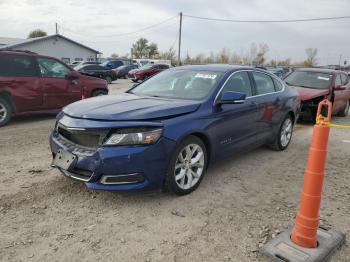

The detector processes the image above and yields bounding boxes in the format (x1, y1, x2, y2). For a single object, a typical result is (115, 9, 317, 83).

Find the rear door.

(333, 73, 343, 113)
(38, 57, 82, 109)
(250, 71, 283, 141)
(0, 54, 42, 113)
(213, 71, 259, 157)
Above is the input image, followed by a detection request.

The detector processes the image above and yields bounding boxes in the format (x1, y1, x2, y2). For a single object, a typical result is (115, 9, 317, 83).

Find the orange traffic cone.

(291, 99, 333, 248)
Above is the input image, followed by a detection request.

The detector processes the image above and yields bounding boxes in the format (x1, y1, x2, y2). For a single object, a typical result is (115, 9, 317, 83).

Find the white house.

(0, 34, 101, 64)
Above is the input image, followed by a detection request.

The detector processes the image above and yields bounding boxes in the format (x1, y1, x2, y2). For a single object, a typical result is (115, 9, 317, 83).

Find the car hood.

(291, 86, 329, 101)
(63, 93, 201, 121)
(80, 74, 107, 85)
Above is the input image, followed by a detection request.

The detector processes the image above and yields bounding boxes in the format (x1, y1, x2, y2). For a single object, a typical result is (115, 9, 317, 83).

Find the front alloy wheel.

(166, 136, 207, 195)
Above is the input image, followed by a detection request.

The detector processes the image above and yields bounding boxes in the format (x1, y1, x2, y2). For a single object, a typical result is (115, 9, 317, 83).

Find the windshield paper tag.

(317, 76, 330, 81)
(195, 73, 217, 79)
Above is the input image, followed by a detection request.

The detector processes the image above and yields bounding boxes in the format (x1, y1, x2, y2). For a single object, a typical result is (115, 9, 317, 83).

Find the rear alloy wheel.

(338, 100, 349, 117)
(105, 76, 112, 84)
(269, 115, 294, 151)
(0, 97, 12, 127)
(166, 136, 207, 195)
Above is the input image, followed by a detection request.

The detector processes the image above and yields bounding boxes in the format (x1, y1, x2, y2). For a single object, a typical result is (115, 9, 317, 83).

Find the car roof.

(172, 64, 262, 73)
(294, 67, 344, 74)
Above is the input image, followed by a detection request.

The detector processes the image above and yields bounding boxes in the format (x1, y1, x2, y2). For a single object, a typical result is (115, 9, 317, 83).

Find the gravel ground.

(0, 79, 349, 262)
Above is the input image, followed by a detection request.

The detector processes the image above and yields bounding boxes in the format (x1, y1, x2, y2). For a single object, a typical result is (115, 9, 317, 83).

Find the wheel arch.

(0, 91, 15, 113)
(177, 131, 213, 168)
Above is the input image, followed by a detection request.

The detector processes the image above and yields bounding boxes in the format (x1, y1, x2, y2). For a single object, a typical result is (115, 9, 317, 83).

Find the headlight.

(104, 128, 162, 146)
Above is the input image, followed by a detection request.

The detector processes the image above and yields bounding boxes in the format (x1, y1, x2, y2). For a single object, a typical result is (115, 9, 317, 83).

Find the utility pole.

(55, 22, 58, 34)
(338, 54, 342, 68)
(177, 12, 182, 66)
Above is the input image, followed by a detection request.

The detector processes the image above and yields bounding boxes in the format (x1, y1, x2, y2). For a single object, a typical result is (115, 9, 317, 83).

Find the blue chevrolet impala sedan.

(50, 65, 300, 195)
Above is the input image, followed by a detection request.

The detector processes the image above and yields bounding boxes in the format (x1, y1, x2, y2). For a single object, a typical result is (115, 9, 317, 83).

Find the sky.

(0, 0, 349, 65)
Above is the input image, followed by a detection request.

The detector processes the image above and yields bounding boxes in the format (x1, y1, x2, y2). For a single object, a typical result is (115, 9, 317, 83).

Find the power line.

(183, 14, 350, 23)
(59, 15, 178, 39)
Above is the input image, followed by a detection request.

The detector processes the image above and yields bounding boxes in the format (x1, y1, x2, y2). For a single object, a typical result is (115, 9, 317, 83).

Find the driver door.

(38, 57, 82, 109)
(213, 71, 259, 158)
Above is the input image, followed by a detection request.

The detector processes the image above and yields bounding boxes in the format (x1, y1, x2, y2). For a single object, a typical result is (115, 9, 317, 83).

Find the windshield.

(130, 70, 224, 100)
(140, 64, 153, 70)
(284, 71, 332, 89)
(101, 61, 109, 67)
(74, 64, 85, 71)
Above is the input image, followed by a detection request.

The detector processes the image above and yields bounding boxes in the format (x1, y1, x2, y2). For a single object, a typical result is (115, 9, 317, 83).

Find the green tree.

(132, 38, 149, 58)
(148, 43, 159, 58)
(110, 53, 119, 59)
(27, 29, 47, 39)
(131, 38, 159, 59)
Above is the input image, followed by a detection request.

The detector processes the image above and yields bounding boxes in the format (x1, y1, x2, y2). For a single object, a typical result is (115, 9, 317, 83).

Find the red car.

(0, 50, 108, 126)
(284, 68, 350, 121)
(127, 63, 170, 82)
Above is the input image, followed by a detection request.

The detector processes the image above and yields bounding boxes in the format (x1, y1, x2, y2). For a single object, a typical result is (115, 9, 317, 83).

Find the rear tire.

(0, 97, 12, 127)
(105, 76, 112, 84)
(165, 136, 207, 196)
(92, 90, 108, 97)
(269, 115, 294, 151)
(338, 100, 349, 117)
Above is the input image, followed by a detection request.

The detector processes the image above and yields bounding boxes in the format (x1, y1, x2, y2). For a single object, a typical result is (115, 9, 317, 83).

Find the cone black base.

(262, 226, 345, 262)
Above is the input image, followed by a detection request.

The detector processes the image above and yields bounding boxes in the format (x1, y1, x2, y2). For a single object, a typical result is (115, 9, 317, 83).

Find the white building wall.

(13, 36, 98, 63)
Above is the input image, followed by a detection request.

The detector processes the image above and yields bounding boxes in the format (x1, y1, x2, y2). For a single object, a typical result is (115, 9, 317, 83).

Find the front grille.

(127, 73, 135, 79)
(57, 124, 109, 149)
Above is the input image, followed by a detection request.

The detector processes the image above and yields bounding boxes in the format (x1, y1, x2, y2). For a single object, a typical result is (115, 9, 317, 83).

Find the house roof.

(0, 37, 25, 46)
(0, 34, 101, 54)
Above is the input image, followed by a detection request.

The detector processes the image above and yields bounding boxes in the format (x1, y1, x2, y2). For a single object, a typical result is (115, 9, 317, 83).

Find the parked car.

(72, 61, 101, 68)
(0, 50, 108, 127)
(112, 64, 139, 79)
(284, 68, 350, 121)
(50, 65, 300, 195)
(75, 64, 116, 84)
(101, 59, 132, 70)
(127, 63, 170, 82)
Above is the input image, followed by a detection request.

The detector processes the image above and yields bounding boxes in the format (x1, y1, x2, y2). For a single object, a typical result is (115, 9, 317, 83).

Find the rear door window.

(252, 72, 276, 95)
(273, 78, 284, 91)
(0, 54, 38, 77)
(335, 74, 342, 86)
(341, 73, 348, 85)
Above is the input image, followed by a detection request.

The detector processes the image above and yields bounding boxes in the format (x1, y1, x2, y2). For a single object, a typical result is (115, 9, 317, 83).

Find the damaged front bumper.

(49, 128, 176, 192)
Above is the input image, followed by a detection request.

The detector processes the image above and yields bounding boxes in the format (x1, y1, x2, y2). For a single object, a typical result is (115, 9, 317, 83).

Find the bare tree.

(216, 48, 230, 64)
(230, 52, 242, 64)
(256, 43, 269, 65)
(159, 47, 176, 63)
(304, 48, 318, 67)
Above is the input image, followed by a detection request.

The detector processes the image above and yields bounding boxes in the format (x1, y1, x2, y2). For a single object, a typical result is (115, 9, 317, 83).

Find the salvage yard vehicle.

(50, 65, 300, 195)
(0, 50, 109, 127)
(75, 64, 116, 84)
(112, 64, 139, 79)
(284, 68, 350, 121)
(127, 63, 170, 82)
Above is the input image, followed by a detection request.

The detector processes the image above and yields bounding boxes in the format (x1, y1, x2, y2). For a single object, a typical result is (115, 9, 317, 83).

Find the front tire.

(92, 90, 108, 97)
(165, 136, 207, 196)
(269, 115, 294, 151)
(338, 100, 349, 117)
(0, 97, 12, 127)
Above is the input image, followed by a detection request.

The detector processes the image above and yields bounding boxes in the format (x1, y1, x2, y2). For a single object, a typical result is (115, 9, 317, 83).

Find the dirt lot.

(0, 79, 349, 262)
